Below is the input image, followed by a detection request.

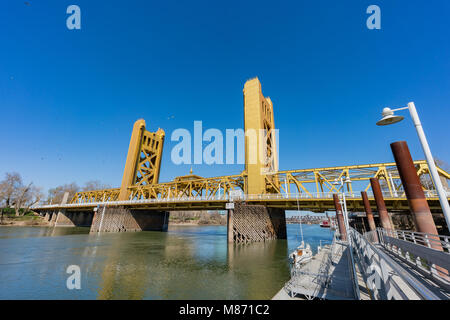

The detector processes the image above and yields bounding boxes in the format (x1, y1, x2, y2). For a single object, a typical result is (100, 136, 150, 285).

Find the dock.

(273, 241, 359, 300)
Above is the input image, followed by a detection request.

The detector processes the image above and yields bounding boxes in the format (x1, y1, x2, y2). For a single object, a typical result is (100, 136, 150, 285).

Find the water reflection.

(0, 224, 332, 300)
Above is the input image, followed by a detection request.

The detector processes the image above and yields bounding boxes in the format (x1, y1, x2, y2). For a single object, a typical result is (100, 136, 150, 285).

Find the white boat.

(289, 241, 313, 268)
(289, 198, 313, 268)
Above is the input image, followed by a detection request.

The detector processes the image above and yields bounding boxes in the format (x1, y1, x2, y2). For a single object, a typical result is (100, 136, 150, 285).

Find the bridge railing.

(351, 228, 443, 300)
(242, 190, 447, 200)
(371, 228, 450, 289)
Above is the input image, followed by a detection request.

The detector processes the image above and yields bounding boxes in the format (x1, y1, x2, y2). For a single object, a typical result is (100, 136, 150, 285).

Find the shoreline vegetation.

(169, 211, 226, 226)
(0, 209, 330, 227)
(0, 209, 48, 226)
(0, 209, 227, 227)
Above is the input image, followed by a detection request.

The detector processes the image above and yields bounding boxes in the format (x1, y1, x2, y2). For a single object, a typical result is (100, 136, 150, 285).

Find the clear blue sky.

(1, 0, 449, 193)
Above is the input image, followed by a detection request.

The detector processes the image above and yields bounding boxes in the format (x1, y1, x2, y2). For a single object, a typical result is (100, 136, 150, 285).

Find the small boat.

(289, 241, 313, 268)
(289, 199, 313, 268)
(320, 220, 331, 228)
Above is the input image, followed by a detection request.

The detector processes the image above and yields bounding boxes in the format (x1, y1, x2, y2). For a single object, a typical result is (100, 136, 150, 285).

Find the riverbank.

(169, 210, 226, 226)
(169, 221, 225, 226)
(0, 212, 49, 227)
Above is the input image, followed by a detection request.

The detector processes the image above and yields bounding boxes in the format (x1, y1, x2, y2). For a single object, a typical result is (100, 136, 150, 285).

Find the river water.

(0, 224, 333, 299)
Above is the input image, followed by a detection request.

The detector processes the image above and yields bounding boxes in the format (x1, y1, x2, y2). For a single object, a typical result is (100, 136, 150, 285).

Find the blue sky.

(1, 0, 449, 194)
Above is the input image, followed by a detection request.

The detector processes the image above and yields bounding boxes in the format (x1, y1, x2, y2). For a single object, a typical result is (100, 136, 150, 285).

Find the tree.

(0, 172, 23, 207)
(46, 180, 110, 205)
(419, 158, 450, 191)
(0, 172, 44, 215)
(82, 180, 111, 191)
(47, 182, 79, 204)
(13, 183, 44, 216)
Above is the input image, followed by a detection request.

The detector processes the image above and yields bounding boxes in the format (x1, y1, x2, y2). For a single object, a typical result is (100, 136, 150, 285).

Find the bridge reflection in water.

(86, 226, 291, 300)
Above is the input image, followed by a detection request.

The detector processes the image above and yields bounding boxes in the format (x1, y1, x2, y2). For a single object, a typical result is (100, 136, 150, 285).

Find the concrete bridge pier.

(44, 212, 51, 222)
(90, 206, 169, 233)
(49, 211, 58, 226)
(227, 202, 286, 243)
(54, 210, 93, 227)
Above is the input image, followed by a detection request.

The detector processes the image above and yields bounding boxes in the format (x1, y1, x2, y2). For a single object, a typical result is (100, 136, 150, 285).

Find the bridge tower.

(243, 77, 279, 195)
(90, 119, 168, 233)
(228, 78, 286, 243)
(118, 119, 165, 200)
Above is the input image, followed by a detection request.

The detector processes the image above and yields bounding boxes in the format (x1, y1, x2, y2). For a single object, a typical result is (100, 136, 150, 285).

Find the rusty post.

(361, 191, 378, 242)
(391, 141, 442, 250)
(370, 178, 393, 230)
(361, 191, 377, 231)
(333, 193, 347, 241)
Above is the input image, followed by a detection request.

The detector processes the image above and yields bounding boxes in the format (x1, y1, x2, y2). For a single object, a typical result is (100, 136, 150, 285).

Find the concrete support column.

(227, 208, 234, 243)
(90, 206, 170, 233)
(53, 192, 70, 227)
(50, 211, 58, 226)
(391, 141, 442, 248)
(227, 203, 286, 243)
(55, 211, 76, 227)
(370, 178, 393, 230)
(333, 194, 347, 241)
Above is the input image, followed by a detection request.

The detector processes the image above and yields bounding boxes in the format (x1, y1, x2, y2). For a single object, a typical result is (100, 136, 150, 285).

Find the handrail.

(375, 228, 450, 288)
(378, 228, 450, 253)
(351, 228, 442, 300)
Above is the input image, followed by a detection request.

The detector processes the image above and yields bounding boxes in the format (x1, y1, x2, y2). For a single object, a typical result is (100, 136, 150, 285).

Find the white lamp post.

(334, 176, 352, 236)
(376, 102, 450, 232)
(333, 176, 360, 299)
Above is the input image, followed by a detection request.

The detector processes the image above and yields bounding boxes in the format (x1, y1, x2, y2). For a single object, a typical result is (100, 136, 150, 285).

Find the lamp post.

(334, 176, 352, 237)
(376, 102, 450, 232)
(333, 176, 360, 299)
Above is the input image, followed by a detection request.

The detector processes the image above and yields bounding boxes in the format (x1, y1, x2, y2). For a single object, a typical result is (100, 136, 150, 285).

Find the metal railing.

(286, 235, 337, 300)
(378, 228, 450, 253)
(351, 228, 443, 300)
(374, 228, 450, 289)
(34, 190, 449, 209)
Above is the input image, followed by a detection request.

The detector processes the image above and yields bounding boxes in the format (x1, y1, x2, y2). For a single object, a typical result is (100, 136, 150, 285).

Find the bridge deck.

(35, 195, 448, 213)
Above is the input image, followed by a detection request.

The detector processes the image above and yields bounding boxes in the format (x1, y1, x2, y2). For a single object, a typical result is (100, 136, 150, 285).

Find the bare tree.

(436, 159, 450, 172)
(419, 158, 450, 191)
(47, 182, 79, 204)
(82, 180, 111, 191)
(0, 172, 23, 207)
(13, 183, 44, 216)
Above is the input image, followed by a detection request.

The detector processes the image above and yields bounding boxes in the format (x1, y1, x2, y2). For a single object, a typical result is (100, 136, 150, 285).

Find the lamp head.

(376, 107, 404, 126)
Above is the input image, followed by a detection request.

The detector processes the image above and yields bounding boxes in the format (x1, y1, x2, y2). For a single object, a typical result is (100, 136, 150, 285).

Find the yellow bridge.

(36, 78, 450, 214)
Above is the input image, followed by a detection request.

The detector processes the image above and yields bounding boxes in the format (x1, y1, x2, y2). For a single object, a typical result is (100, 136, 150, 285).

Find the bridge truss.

(69, 160, 449, 206)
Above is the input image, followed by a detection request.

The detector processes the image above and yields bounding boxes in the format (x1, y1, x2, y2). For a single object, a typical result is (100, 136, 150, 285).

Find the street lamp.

(333, 176, 352, 235)
(376, 102, 450, 232)
(333, 176, 361, 299)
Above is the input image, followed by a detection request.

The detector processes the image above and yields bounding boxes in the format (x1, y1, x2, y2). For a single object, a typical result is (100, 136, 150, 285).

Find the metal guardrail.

(33, 190, 449, 209)
(351, 228, 442, 300)
(286, 235, 337, 300)
(374, 228, 450, 289)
